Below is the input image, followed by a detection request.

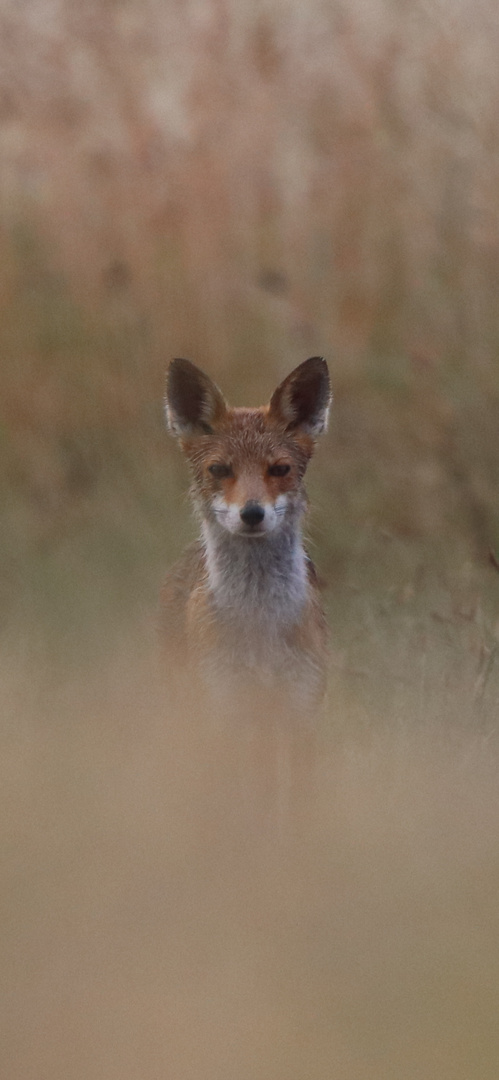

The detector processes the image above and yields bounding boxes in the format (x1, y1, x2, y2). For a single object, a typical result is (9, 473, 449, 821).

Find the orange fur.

(161, 357, 331, 721)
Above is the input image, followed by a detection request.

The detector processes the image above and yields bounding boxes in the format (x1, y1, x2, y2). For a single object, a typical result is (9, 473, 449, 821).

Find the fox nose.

(240, 501, 265, 527)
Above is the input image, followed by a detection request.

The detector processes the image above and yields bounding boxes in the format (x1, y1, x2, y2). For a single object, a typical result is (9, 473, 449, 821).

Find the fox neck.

(200, 516, 309, 632)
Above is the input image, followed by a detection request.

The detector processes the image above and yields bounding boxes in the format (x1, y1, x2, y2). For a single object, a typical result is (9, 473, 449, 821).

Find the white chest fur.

(201, 522, 309, 644)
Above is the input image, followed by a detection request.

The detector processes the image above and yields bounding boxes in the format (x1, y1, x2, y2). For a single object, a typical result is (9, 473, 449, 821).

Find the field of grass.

(2, 1, 499, 1075)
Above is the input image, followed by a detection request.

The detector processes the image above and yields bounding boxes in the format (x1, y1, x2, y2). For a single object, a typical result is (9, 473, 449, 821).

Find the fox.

(161, 356, 332, 721)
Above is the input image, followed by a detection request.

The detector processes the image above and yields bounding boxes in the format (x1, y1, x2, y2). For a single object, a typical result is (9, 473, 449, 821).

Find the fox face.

(165, 357, 331, 538)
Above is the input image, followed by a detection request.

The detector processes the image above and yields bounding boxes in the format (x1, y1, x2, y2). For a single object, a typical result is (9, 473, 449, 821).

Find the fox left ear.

(268, 356, 332, 436)
(165, 358, 228, 437)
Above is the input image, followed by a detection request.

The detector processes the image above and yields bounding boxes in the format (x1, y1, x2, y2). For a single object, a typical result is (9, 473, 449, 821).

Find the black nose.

(240, 501, 265, 527)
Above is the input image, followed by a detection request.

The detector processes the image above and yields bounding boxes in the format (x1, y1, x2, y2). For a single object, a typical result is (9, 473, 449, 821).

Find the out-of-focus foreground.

(2, 1, 499, 1075)
(3, 641, 499, 1079)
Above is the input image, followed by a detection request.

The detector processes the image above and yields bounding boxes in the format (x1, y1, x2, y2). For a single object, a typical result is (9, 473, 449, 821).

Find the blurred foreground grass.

(2, 636, 499, 1079)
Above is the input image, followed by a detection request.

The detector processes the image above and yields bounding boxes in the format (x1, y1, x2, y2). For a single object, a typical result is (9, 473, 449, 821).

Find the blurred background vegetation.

(2, 0, 499, 627)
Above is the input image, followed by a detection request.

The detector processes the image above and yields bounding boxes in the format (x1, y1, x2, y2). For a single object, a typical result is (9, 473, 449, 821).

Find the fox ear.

(165, 359, 228, 437)
(268, 356, 331, 436)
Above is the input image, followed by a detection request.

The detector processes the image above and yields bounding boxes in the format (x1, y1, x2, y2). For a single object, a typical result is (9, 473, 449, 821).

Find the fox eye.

(268, 463, 291, 477)
(208, 463, 232, 479)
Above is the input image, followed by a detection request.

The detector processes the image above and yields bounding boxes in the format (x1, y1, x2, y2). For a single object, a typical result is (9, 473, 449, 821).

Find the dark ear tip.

(305, 355, 329, 374)
(167, 358, 204, 392)
(168, 357, 194, 376)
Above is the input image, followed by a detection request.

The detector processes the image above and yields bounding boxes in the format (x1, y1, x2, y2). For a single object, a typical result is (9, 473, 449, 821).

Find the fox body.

(161, 357, 331, 717)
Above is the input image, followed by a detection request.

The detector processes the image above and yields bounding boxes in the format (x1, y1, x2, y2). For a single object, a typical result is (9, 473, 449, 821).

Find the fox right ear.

(268, 356, 331, 437)
(165, 359, 228, 437)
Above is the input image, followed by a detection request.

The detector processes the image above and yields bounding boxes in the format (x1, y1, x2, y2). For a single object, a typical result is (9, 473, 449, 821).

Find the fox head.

(165, 356, 331, 538)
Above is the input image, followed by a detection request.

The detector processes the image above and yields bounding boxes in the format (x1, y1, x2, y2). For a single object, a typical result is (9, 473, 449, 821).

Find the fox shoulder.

(160, 540, 206, 646)
(305, 553, 327, 592)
